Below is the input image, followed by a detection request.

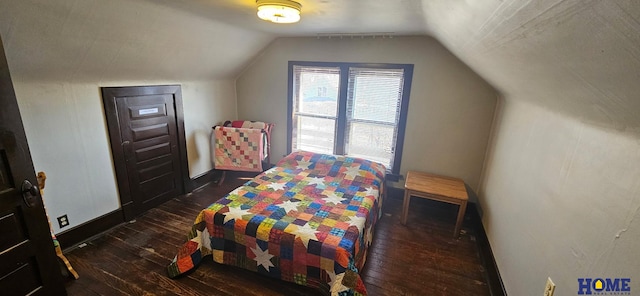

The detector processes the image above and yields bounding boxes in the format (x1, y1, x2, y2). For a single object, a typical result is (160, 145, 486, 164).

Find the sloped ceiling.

(1, 0, 638, 131)
(421, 0, 640, 132)
(0, 0, 275, 81)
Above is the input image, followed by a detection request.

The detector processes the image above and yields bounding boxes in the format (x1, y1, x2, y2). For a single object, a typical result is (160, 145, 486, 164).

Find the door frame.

(101, 85, 189, 220)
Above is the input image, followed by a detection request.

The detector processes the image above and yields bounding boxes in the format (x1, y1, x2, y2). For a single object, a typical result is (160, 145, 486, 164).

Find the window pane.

(346, 122, 394, 168)
(293, 116, 335, 154)
(346, 67, 404, 169)
(350, 68, 403, 123)
(295, 66, 339, 117)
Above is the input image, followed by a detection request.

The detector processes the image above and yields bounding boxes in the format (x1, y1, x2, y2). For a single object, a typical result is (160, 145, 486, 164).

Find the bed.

(167, 151, 386, 295)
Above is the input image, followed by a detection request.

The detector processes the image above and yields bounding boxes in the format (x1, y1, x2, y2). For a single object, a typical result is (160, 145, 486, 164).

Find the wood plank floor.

(64, 171, 490, 296)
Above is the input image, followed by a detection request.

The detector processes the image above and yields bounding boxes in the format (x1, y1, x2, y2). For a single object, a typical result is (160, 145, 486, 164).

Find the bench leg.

(454, 200, 467, 237)
(401, 190, 411, 225)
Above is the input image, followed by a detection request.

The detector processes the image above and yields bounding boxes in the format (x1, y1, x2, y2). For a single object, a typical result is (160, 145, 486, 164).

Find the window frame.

(287, 61, 413, 175)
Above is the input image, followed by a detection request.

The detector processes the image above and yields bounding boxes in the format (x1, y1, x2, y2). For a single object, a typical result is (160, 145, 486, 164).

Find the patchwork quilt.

(167, 151, 386, 296)
(213, 126, 265, 172)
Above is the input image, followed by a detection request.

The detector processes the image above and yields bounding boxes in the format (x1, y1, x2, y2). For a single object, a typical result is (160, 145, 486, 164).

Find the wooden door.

(0, 37, 66, 295)
(102, 86, 188, 220)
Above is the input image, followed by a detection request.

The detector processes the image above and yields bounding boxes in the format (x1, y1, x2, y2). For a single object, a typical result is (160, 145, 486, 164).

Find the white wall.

(236, 36, 497, 189)
(14, 80, 236, 233)
(418, 1, 640, 294)
(479, 99, 640, 295)
(182, 81, 237, 177)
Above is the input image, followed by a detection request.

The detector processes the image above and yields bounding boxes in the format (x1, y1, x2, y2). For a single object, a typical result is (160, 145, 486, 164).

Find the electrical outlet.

(57, 214, 69, 228)
(544, 277, 556, 296)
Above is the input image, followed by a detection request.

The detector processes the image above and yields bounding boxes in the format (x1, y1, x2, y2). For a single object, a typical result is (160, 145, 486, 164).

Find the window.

(288, 61, 413, 174)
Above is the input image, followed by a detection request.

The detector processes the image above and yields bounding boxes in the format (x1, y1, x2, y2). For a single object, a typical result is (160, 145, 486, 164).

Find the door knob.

(22, 180, 39, 207)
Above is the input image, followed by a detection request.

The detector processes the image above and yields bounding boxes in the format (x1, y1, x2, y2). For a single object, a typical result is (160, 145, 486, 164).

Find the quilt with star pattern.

(167, 151, 386, 296)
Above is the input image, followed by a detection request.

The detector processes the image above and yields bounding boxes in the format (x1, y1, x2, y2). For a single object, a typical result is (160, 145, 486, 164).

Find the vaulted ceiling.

(422, 0, 640, 132)
(1, 0, 638, 131)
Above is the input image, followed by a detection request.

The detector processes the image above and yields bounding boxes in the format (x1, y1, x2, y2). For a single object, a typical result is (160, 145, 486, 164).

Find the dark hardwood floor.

(64, 171, 490, 296)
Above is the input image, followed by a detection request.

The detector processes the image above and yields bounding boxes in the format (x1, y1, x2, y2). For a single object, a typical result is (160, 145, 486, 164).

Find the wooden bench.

(400, 171, 468, 237)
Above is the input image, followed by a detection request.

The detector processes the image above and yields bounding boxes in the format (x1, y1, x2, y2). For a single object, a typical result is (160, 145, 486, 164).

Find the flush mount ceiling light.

(256, 0, 302, 24)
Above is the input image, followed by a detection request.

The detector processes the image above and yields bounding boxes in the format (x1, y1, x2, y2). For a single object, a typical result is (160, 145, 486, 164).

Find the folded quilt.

(226, 120, 268, 130)
(214, 126, 265, 172)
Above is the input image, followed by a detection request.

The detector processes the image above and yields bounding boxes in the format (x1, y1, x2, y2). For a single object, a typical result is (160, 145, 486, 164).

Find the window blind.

(291, 66, 340, 154)
(345, 68, 404, 168)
